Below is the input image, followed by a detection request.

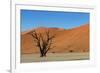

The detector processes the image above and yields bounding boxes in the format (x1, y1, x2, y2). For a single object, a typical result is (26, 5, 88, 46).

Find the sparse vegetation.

(69, 50, 74, 53)
(52, 52, 55, 54)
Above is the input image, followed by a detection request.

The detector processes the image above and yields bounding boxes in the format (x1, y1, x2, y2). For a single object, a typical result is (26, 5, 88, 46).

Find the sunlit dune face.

(21, 24, 89, 54)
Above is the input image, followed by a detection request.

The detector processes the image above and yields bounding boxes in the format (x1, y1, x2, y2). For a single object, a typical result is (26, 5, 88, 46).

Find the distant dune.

(21, 24, 89, 54)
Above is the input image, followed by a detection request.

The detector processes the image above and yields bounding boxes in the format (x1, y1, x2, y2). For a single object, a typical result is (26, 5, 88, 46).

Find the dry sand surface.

(21, 24, 89, 53)
(21, 52, 89, 63)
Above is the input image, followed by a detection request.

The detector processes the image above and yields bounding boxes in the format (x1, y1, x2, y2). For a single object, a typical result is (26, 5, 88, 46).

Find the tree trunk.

(40, 52, 46, 57)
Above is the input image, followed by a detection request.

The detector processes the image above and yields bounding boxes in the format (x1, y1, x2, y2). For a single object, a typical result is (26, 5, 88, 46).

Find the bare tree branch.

(28, 29, 56, 57)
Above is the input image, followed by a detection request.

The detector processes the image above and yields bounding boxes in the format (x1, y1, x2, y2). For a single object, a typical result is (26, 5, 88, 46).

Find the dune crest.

(21, 24, 89, 54)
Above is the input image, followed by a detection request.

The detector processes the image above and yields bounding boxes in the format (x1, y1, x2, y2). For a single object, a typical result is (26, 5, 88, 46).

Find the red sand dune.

(21, 24, 89, 54)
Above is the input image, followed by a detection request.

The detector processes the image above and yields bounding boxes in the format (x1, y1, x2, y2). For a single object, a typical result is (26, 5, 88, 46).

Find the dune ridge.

(21, 24, 89, 54)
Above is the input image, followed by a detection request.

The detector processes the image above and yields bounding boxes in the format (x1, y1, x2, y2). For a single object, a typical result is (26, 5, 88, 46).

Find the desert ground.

(21, 24, 89, 63)
(21, 52, 89, 63)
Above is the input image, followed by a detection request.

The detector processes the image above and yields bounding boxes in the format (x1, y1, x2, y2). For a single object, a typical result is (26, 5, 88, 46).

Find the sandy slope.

(21, 24, 89, 54)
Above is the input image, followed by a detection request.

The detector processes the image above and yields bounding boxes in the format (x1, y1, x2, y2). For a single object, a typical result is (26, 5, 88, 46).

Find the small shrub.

(69, 50, 73, 52)
(52, 52, 55, 53)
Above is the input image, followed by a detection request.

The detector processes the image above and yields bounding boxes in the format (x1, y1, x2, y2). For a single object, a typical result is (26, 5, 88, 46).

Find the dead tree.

(28, 30, 55, 57)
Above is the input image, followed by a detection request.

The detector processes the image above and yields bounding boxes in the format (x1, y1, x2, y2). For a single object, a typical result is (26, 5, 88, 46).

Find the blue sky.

(21, 9, 89, 32)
